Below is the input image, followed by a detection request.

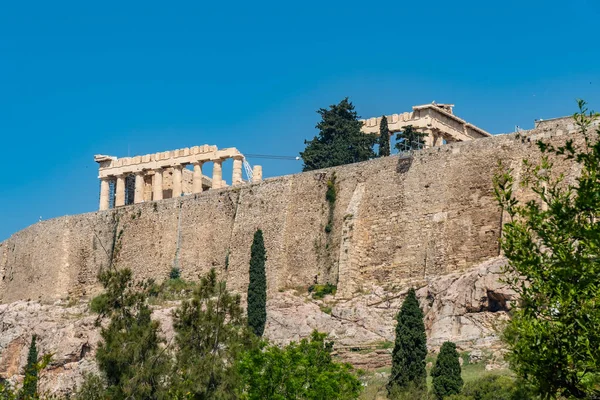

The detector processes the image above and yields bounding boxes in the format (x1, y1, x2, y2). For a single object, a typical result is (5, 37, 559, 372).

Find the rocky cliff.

(0, 257, 514, 394)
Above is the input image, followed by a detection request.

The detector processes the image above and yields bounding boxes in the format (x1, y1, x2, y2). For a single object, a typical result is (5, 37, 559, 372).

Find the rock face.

(0, 257, 514, 394)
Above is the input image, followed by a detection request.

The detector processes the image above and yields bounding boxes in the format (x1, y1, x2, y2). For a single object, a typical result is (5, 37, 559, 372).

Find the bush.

(169, 266, 181, 280)
(238, 331, 362, 399)
(448, 374, 538, 400)
(431, 342, 463, 399)
(308, 283, 337, 299)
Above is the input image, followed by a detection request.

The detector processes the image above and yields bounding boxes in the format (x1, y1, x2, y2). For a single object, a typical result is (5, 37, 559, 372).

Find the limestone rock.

(0, 257, 515, 394)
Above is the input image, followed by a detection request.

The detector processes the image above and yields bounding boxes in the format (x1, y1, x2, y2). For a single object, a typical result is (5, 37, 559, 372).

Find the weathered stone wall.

(0, 121, 587, 304)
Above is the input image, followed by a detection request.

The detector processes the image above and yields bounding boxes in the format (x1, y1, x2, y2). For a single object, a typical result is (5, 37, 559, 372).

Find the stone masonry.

(0, 116, 588, 305)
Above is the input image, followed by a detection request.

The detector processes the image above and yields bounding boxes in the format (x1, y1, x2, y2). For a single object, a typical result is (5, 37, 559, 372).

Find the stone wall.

(0, 121, 585, 304)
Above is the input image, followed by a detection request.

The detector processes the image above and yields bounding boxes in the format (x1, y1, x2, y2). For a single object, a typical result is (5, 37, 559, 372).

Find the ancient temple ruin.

(361, 102, 491, 147)
(95, 145, 262, 210)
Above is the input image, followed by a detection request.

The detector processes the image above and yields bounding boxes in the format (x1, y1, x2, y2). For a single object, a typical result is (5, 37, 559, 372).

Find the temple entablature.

(94, 145, 261, 211)
(360, 102, 491, 148)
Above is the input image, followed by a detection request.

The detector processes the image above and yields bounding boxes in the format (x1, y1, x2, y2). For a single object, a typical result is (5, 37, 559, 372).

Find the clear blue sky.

(1, 0, 599, 241)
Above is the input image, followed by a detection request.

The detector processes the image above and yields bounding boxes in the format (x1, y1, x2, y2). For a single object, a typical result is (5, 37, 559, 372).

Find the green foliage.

(308, 283, 337, 299)
(22, 335, 38, 399)
(388, 288, 427, 393)
(378, 115, 391, 157)
(300, 98, 377, 171)
(172, 268, 256, 399)
(388, 382, 433, 400)
(169, 266, 181, 280)
(238, 331, 362, 399)
(248, 229, 267, 337)
(325, 172, 337, 233)
(395, 125, 428, 152)
(445, 374, 538, 400)
(494, 100, 600, 399)
(431, 342, 463, 399)
(93, 268, 171, 399)
(73, 374, 107, 400)
(0, 353, 52, 400)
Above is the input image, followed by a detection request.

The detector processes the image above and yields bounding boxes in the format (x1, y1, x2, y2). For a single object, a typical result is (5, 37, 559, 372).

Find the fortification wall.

(0, 123, 584, 304)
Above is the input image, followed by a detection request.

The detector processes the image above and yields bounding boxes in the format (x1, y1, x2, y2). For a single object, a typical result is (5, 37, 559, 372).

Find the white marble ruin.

(95, 145, 262, 210)
(361, 103, 491, 147)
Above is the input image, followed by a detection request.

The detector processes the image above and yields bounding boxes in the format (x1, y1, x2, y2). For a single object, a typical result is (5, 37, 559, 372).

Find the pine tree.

(22, 335, 38, 398)
(247, 229, 267, 336)
(378, 115, 391, 157)
(300, 98, 377, 171)
(431, 341, 463, 399)
(387, 288, 427, 393)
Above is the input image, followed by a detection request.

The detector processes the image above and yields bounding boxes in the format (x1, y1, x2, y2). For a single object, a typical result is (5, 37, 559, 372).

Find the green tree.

(93, 268, 171, 399)
(237, 331, 362, 399)
(21, 335, 38, 399)
(431, 342, 463, 399)
(388, 288, 428, 393)
(395, 125, 428, 152)
(300, 98, 377, 171)
(378, 115, 391, 157)
(494, 100, 600, 399)
(172, 268, 256, 399)
(248, 229, 267, 336)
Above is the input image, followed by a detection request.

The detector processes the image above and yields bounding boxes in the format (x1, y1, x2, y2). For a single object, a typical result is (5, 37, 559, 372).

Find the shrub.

(431, 342, 463, 399)
(308, 283, 337, 299)
(169, 266, 181, 280)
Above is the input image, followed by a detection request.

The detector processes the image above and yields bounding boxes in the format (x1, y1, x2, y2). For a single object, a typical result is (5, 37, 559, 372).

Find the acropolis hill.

(0, 106, 591, 393)
(0, 110, 582, 304)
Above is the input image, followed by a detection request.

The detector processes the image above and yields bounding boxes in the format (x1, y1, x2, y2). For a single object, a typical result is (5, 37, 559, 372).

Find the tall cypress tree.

(431, 341, 463, 399)
(378, 115, 391, 157)
(387, 288, 427, 393)
(22, 335, 38, 398)
(248, 229, 267, 336)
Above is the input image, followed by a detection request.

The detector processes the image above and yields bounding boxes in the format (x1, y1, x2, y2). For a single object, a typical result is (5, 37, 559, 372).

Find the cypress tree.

(431, 341, 463, 399)
(387, 288, 427, 393)
(22, 335, 38, 398)
(378, 115, 391, 157)
(248, 229, 267, 336)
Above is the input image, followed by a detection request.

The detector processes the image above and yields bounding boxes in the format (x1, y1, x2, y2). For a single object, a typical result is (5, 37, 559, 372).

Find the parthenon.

(361, 102, 491, 147)
(94, 145, 262, 210)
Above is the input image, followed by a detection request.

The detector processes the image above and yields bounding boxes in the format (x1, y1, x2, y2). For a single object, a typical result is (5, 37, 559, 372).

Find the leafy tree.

(300, 98, 377, 171)
(395, 125, 428, 152)
(171, 268, 256, 399)
(248, 229, 267, 337)
(388, 288, 428, 393)
(378, 115, 391, 157)
(237, 331, 362, 399)
(431, 342, 463, 399)
(21, 335, 38, 399)
(93, 268, 170, 399)
(494, 100, 600, 398)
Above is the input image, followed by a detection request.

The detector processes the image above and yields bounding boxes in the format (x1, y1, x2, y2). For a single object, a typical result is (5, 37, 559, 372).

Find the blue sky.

(1, 0, 599, 241)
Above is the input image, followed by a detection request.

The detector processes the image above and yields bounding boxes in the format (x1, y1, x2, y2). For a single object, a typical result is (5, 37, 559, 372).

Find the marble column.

(232, 156, 243, 185)
(115, 175, 126, 207)
(252, 165, 263, 183)
(192, 162, 204, 193)
(134, 172, 145, 204)
(153, 168, 163, 201)
(212, 159, 223, 189)
(99, 178, 111, 210)
(173, 165, 183, 198)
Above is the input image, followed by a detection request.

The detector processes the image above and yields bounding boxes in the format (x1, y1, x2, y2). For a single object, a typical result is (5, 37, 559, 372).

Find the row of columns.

(99, 156, 246, 211)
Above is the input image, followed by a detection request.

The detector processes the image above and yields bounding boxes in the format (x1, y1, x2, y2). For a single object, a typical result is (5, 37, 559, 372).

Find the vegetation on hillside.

(494, 100, 600, 399)
(248, 229, 267, 337)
